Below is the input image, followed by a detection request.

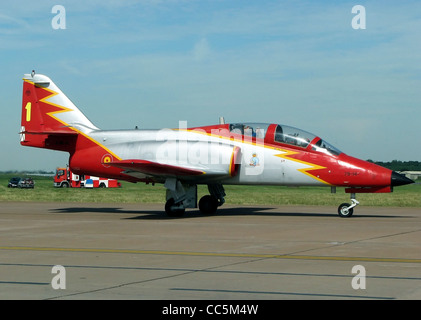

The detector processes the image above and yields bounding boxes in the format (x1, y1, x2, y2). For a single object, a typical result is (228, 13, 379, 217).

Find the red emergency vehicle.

(54, 167, 121, 188)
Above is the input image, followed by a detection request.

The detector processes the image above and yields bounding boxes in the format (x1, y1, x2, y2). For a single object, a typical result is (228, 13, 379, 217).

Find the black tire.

(338, 203, 353, 218)
(165, 198, 185, 217)
(199, 195, 218, 215)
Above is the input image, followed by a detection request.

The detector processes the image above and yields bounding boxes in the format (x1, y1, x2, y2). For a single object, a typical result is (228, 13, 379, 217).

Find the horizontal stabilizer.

(21, 129, 78, 136)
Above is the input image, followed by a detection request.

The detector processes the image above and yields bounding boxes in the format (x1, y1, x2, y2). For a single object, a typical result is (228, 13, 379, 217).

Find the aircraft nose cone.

(391, 171, 414, 187)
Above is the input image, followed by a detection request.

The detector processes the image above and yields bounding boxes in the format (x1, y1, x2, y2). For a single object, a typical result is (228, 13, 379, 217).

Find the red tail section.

(20, 72, 128, 181)
(20, 72, 97, 152)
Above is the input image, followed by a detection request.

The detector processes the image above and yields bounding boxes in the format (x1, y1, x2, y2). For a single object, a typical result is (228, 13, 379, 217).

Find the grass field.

(1, 173, 419, 208)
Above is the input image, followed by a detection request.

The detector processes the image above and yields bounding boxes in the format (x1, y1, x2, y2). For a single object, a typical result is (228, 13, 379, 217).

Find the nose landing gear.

(338, 193, 359, 218)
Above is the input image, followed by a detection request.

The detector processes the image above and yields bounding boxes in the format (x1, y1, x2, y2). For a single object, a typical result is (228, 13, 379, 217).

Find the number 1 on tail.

(25, 102, 31, 122)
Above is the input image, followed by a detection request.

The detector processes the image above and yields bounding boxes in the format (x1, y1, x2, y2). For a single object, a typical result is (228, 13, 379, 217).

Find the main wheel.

(165, 198, 185, 217)
(199, 195, 218, 215)
(338, 203, 353, 218)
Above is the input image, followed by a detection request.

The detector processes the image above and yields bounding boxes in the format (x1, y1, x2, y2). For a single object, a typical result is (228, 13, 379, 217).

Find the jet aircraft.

(20, 72, 414, 217)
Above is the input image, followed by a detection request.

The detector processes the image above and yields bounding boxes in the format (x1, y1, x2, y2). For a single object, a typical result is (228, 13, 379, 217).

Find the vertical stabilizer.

(20, 71, 98, 151)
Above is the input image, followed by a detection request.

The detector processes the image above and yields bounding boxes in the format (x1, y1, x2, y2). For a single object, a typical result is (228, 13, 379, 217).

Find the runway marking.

(0, 281, 49, 286)
(0, 246, 420, 264)
(171, 288, 394, 300)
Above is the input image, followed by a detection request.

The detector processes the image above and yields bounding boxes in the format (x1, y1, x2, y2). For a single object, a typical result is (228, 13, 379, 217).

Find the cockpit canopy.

(274, 124, 313, 148)
(228, 122, 342, 156)
(229, 123, 270, 139)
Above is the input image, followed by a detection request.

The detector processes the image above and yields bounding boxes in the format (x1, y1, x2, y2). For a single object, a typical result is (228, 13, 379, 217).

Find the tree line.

(367, 160, 421, 171)
(0, 170, 54, 175)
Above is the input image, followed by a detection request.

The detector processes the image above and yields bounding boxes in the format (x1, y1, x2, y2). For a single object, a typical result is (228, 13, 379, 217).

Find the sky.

(1, 0, 420, 171)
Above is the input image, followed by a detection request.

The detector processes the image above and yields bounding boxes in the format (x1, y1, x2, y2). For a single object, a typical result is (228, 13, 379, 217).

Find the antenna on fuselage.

(219, 117, 225, 124)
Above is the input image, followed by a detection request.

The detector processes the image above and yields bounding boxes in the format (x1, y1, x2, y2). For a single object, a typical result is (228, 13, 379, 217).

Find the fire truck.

(54, 167, 121, 188)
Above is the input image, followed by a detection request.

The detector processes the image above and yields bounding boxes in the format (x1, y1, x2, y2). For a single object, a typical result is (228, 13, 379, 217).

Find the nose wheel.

(338, 198, 359, 218)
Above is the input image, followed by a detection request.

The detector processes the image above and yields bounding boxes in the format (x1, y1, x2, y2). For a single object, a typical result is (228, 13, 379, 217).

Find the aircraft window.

(312, 139, 342, 156)
(274, 125, 315, 148)
(229, 123, 268, 139)
(229, 124, 244, 135)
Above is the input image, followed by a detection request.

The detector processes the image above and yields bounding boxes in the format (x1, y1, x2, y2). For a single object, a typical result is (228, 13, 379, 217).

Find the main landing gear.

(164, 178, 226, 217)
(337, 193, 360, 218)
(199, 184, 226, 215)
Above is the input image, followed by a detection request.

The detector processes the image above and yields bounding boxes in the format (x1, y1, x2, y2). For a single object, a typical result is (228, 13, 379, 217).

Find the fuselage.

(68, 122, 400, 191)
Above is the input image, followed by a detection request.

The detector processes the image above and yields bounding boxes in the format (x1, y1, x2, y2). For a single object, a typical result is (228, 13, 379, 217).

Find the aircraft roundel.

(101, 154, 113, 167)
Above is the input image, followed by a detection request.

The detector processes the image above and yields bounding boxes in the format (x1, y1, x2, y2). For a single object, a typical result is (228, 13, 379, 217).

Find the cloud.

(192, 38, 211, 62)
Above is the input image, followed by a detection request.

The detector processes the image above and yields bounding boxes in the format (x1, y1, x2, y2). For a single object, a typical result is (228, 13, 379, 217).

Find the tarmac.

(0, 201, 420, 300)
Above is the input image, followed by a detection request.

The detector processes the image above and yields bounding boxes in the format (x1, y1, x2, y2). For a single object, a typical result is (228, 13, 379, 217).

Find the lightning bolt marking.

(24, 79, 121, 160)
(274, 149, 331, 185)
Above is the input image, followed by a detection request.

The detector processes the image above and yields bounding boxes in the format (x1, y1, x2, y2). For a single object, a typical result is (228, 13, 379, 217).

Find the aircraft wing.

(107, 159, 206, 177)
(107, 145, 241, 180)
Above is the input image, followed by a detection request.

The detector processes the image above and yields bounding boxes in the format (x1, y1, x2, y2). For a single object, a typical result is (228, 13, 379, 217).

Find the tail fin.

(20, 71, 98, 151)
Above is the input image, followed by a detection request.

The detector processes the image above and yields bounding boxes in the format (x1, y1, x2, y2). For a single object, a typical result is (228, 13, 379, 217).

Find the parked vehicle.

(18, 178, 35, 188)
(54, 167, 121, 188)
(8, 177, 21, 188)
